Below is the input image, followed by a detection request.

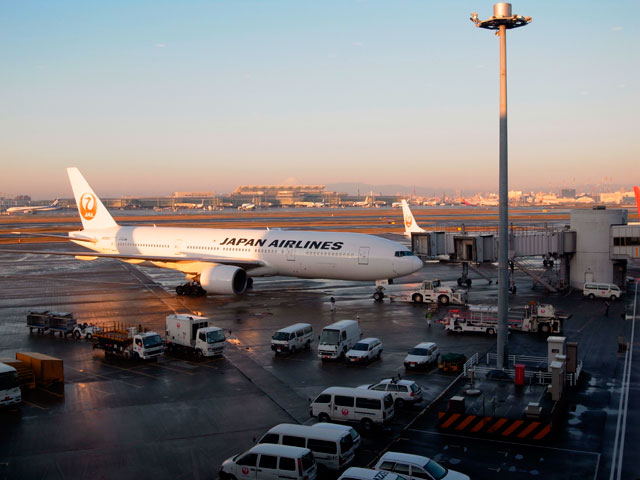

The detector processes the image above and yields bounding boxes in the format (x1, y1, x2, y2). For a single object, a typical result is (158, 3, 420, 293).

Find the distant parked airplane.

(6, 199, 60, 214)
(238, 203, 256, 211)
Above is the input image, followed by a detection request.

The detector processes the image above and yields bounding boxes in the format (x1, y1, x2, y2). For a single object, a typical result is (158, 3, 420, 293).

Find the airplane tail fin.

(51, 199, 59, 207)
(401, 200, 425, 236)
(67, 168, 118, 230)
(634, 186, 640, 219)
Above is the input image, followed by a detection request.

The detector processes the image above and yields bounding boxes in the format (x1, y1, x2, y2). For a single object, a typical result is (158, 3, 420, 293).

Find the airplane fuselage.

(73, 226, 422, 281)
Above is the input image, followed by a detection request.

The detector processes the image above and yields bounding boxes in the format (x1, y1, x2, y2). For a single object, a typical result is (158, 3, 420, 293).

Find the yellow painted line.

(501, 419, 524, 437)
(517, 421, 541, 439)
(533, 423, 552, 440)
(440, 413, 461, 429)
(146, 362, 197, 376)
(68, 367, 143, 389)
(456, 415, 476, 431)
(22, 400, 48, 410)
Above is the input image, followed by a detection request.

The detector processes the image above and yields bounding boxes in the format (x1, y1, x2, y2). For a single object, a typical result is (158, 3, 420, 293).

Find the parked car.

(346, 337, 383, 364)
(357, 378, 422, 408)
(403, 342, 440, 370)
(374, 451, 470, 480)
(339, 467, 407, 480)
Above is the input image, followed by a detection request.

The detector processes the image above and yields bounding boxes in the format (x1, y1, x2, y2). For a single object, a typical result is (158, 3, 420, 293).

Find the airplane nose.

(411, 256, 424, 273)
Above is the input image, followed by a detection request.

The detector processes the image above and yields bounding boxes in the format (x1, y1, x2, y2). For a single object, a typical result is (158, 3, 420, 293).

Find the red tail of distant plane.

(634, 186, 640, 218)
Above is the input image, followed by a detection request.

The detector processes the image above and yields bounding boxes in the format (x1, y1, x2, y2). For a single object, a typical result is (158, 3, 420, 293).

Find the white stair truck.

(165, 314, 226, 359)
(443, 303, 568, 335)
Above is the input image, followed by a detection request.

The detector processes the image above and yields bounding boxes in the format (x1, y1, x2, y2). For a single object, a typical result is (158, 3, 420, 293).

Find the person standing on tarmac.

(426, 311, 432, 328)
(604, 301, 610, 317)
(330, 297, 336, 314)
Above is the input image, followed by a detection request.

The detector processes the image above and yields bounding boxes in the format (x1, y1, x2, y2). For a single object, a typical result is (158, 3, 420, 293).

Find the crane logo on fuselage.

(79, 193, 97, 220)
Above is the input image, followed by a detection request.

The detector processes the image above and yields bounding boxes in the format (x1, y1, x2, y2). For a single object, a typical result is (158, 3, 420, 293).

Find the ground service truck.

(390, 279, 467, 305)
(443, 303, 569, 335)
(165, 314, 226, 359)
(92, 322, 164, 360)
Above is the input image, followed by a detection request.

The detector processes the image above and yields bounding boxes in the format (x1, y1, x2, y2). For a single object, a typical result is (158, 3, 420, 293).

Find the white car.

(357, 379, 423, 408)
(346, 337, 383, 364)
(339, 467, 407, 480)
(374, 451, 470, 480)
(403, 342, 439, 370)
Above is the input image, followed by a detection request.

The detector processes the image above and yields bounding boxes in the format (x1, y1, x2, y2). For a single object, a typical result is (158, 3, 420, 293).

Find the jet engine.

(199, 265, 248, 294)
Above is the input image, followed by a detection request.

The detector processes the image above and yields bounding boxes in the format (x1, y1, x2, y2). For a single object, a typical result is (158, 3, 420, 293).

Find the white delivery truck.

(0, 362, 21, 407)
(317, 320, 362, 361)
(165, 314, 226, 359)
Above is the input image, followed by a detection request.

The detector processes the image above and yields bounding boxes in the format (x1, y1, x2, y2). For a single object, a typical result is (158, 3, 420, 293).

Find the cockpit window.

(394, 251, 414, 257)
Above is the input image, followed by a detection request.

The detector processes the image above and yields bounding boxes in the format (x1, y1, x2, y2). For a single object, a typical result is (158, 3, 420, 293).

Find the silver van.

(583, 283, 622, 300)
(258, 423, 355, 471)
(220, 443, 317, 480)
(310, 386, 394, 430)
(271, 323, 314, 354)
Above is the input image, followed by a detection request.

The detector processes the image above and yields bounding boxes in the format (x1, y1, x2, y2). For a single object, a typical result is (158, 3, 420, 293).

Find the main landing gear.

(176, 282, 206, 297)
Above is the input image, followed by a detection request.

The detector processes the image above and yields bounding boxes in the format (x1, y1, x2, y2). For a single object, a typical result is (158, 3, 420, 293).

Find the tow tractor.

(377, 279, 467, 305)
(73, 323, 102, 340)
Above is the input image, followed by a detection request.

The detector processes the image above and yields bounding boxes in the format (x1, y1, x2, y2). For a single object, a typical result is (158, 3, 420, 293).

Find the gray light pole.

(471, 3, 531, 369)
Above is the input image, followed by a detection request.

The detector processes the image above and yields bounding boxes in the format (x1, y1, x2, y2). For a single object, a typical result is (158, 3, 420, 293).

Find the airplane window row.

(118, 242, 169, 248)
(183, 245, 355, 257)
(394, 251, 415, 257)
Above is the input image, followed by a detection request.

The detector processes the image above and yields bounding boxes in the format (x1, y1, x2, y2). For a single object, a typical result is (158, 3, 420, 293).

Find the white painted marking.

(610, 281, 637, 480)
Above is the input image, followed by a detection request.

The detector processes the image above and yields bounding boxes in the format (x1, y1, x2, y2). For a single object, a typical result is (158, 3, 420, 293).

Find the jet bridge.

(411, 208, 634, 292)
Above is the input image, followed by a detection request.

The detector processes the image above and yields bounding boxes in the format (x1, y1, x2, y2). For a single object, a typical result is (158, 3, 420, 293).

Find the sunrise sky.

(1, 1, 638, 198)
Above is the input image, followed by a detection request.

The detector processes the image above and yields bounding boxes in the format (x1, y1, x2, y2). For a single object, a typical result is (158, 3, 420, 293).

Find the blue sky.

(1, 1, 638, 198)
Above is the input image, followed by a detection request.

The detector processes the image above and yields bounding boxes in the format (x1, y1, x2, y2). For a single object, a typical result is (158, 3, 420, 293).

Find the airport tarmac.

(0, 211, 638, 480)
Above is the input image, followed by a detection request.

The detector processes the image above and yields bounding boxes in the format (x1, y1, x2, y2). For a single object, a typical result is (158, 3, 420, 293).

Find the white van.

(310, 386, 394, 430)
(258, 423, 355, 471)
(318, 320, 362, 361)
(219, 443, 317, 480)
(583, 283, 622, 300)
(271, 323, 314, 355)
(311, 423, 361, 451)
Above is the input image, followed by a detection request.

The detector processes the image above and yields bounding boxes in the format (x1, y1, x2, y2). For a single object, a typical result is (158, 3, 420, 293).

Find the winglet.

(67, 168, 118, 230)
(634, 186, 640, 219)
(401, 200, 426, 236)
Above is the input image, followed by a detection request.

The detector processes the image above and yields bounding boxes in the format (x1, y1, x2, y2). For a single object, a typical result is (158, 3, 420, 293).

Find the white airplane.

(6, 199, 60, 214)
(401, 199, 426, 237)
(4, 168, 423, 297)
(238, 203, 256, 211)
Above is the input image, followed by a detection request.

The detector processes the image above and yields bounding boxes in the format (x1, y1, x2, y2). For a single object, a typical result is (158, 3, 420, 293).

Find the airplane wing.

(0, 248, 265, 269)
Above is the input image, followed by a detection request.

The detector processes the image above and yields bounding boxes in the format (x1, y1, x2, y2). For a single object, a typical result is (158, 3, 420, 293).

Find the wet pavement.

(0, 224, 638, 479)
